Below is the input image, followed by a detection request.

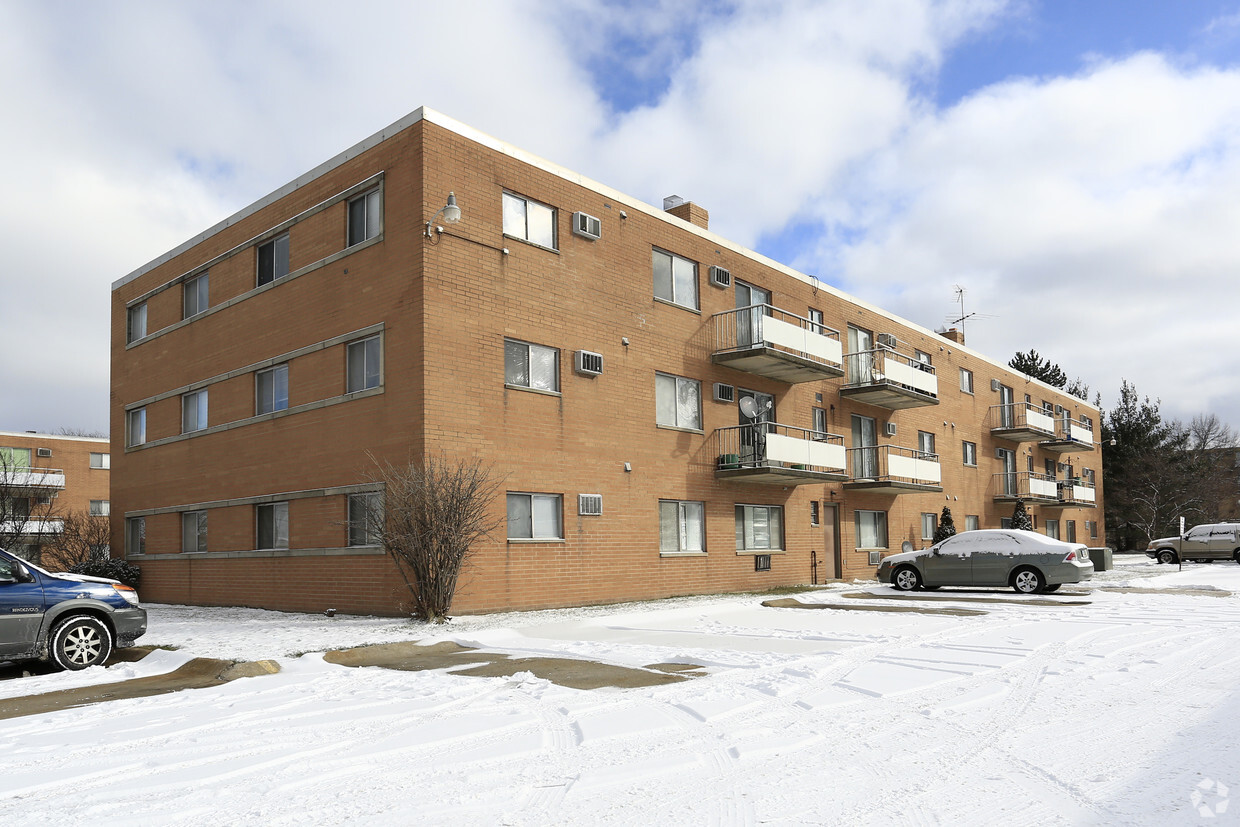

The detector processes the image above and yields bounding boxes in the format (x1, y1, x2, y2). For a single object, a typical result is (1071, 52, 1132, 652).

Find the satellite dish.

(901, 540, 914, 554)
(739, 397, 760, 419)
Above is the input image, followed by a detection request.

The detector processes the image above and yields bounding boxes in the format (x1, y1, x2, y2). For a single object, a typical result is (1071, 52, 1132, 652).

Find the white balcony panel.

(765, 433, 846, 470)
(0, 519, 63, 536)
(1067, 422, 1093, 444)
(1030, 477, 1058, 498)
(7, 470, 66, 489)
(1027, 409, 1055, 434)
(1072, 485, 1096, 503)
(883, 356, 938, 396)
(888, 453, 942, 484)
(763, 316, 843, 365)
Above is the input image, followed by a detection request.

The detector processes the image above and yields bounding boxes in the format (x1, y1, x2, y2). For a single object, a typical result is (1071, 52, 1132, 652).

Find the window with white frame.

(915, 350, 932, 369)
(918, 431, 936, 457)
(960, 368, 974, 394)
(127, 303, 147, 343)
(182, 510, 208, 552)
(89, 500, 110, 517)
(257, 364, 290, 414)
(182, 390, 208, 434)
(127, 516, 145, 555)
(257, 502, 289, 550)
(348, 188, 381, 246)
(921, 512, 937, 540)
(1082, 467, 1096, 485)
(962, 440, 977, 467)
(655, 372, 701, 430)
(855, 509, 888, 548)
(659, 500, 705, 554)
(0, 446, 30, 468)
(183, 272, 209, 319)
(652, 248, 698, 310)
(1066, 520, 1077, 543)
(735, 504, 783, 551)
(127, 407, 146, 447)
(348, 492, 381, 546)
(502, 192, 557, 249)
(812, 407, 828, 437)
(257, 233, 290, 286)
(965, 515, 980, 531)
(507, 492, 563, 540)
(89, 452, 110, 469)
(347, 336, 381, 393)
(504, 339, 559, 392)
(1045, 519, 1060, 540)
(808, 308, 825, 334)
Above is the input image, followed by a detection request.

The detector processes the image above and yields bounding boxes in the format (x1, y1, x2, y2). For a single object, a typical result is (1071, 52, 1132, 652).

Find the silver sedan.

(876, 529, 1094, 594)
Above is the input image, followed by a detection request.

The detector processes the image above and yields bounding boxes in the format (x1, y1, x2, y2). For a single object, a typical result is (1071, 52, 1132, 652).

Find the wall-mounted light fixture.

(425, 192, 462, 238)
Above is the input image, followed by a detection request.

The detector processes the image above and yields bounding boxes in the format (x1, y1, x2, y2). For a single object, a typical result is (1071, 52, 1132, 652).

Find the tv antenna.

(940, 284, 993, 337)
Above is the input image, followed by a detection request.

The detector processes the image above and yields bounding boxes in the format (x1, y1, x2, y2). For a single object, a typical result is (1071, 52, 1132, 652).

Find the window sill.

(735, 549, 785, 556)
(854, 547, 890, 553)
(660, 551, 707, 558)
(507, 538, 566, 544)
(504, 384, 562, 397)
(502, 234, 560, 255)
(653, 296, 701, 315)
(656, 424, 704, 435)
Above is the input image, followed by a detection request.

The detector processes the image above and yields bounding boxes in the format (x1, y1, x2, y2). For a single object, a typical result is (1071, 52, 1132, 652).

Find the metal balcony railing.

(713, 423, 847, 477)
(1041, 418, 1096, 452)
(989, 403, 1056, 439)
(992, 471, 1059, 501)
(846, 444, 942, 487)
(711, 304, 844, 382)
(839, 348, 938, 409)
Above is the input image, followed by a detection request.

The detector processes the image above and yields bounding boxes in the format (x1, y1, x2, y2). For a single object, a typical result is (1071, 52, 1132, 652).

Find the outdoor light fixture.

(425, 192, 462, 238)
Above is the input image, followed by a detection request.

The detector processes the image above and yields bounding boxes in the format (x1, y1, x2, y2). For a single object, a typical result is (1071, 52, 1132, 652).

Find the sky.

(2, 0, 1239, 437)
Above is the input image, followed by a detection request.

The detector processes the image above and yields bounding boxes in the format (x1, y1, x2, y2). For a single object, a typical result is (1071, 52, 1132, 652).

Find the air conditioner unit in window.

(991, 379, 1001, 392)
(709, 265, 732, 288)
(574, 350, 604, 376)
(572, 211, 601, 240)
(578, 494, 603, 516)
(996, 447, 1007, 459)
(868, 551, 882, 566)
(36, 448, 52, 458)
(713, 382, 735, 403)
(877, 333, 898, 349)
(884, 422, 897, 437)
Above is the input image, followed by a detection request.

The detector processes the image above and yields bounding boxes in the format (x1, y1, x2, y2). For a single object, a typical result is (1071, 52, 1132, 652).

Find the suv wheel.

(1157, 550, 1177, 565)
(50, 616, 113, 671)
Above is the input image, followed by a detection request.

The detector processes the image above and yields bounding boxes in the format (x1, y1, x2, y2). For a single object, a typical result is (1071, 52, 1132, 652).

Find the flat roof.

(0, 430, 109, 444)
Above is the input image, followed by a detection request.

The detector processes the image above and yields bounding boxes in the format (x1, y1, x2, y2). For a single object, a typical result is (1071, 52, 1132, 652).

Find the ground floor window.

(127, 517, 145, 555)
(659, 500, 704, 554)
(921, 512, 937, 540)
(1066, 520, 1076, 543)
(965, 515, 980, 532)
(257, 502, 289, 550)
(1045, 519, 1060, 540)
(348, 492, 382, 546)
(855, 510, 888, 549)
(507, 492, 562, 540)
(182, 510, 208, 552)
(735, 504, 783, 551)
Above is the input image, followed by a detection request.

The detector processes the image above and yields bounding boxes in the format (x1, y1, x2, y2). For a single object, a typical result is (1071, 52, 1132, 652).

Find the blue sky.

(2, 0, 1239, 437)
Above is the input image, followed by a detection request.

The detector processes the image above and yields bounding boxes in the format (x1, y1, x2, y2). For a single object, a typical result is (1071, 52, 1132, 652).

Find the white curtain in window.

(502, 193, 526, 238)
(527, 202, 555, 248)
(529, 345, 557, 391)
(676, 378, 700, 429)
(672, 255, 696, 308)
(531, 495, 560, 538)
(681, 502, 704, 552)
(655, 374, 677, 425)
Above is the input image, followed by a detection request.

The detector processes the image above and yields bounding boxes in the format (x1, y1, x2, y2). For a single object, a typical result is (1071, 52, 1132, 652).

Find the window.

(348, 492, 382, 546)
(127, 407, 146, 447)
(965, 515, 980, 532)
(507, 493, 562, 540)
(347, 336, 382, 393)
(659, 500, 705, 554)
(960, 368, 974, 394)
(348, 188, 381, 246)
(655, 373, 701, 430)
(0, 446, 31, 468)
(257, 365, 290, 414)
(89, 500, 110, 517)
(915, 350, 932, 369)
(812, 407, 828, 438)
(257, 502, 289, 550)
(1045, 519, 1060, 540)
(257, 233, 290, 286)
(504, 339, 559, 392)
(735, 505, 784, 551)
(921, 512, 937, 540)
(182, 390, 208, 434)
(1066, 520, 1077, 543)
(855, 510, 888, 549)
(1082, 468, 1096, 485)
(1001, 518, 1013, 529)
(810, 501, 820, 526)
(652, 248, 698, 310)
(808, 308, 825, 334)
(918, 431, 936, 457)
(1089, 520, 1098, 539)
(89, 452, 110, 469)
(962, 441, 977, 467)
(127, 303, 147, 343)
(502, 192, 556, 249)
(1045, 459, 1057, 479)
(127, 517, 146, 555)
(182, 510, 208, 552)
(183, 272, 209, 319)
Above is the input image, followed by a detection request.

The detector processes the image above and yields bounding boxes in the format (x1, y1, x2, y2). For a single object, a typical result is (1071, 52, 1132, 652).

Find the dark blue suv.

(0, 547, 147, 670)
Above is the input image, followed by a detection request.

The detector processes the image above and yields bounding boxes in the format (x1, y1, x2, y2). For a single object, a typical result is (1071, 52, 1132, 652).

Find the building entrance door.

(822, 503, 841, 580)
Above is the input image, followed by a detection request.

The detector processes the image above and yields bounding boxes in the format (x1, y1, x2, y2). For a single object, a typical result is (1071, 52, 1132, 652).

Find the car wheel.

(892, 566, 921, 591)
(1234, 550, 1240, 564)
(50, 616, 113, 671)
(1012, 567, 1044, 594)
(1042, 583, 1061, 593)
(1157, 550, 1177, 565)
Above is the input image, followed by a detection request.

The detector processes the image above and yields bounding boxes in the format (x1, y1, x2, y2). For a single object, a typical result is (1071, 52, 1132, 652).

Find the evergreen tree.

(933, 506, 957, 543)
(1009, 349, 1067, 388)
(1011, 499, 1033, 531)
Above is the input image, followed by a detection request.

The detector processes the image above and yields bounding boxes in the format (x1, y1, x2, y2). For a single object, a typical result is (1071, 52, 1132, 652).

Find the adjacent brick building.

(110, 108, 1104, 616)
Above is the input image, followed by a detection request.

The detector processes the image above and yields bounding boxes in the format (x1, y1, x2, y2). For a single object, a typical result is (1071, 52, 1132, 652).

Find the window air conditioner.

(572, 212, 601, 240)
(877, 333, 898, 349)
(996, 447, 1007, 459)
(578, 494, 603, 516)
(36, 448, 52, 458)
(574, 350, 604, 376)
(991, 379, 1001, 392)
(884, 422, 897, 437)
(713, 383, 736, 403)
(709, 265, 732, 288)
(754, 554, 772, 572)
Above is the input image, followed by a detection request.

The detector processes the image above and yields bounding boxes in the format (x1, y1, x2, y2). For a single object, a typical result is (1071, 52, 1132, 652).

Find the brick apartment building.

(1, 430, 111, 561)
(109, 107, 1103, 616)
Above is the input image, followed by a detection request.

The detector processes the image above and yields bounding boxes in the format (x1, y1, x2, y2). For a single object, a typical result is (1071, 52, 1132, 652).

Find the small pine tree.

(1011, 499, 1033, 531)
(933, 506, 957, 543)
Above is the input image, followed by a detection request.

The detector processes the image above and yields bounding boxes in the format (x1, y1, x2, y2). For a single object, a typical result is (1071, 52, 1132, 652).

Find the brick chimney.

(663, 195, 709, 230)
(941, 327, 965, 345)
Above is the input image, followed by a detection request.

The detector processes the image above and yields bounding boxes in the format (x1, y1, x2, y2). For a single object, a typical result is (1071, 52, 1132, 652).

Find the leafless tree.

(54, 427, 109, 438)
(0, 449, 62, 560)
(359, 454, 503, 623)
(39, 510, 111, 571)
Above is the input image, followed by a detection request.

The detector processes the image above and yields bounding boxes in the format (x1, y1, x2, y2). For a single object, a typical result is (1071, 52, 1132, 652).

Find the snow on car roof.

(938, 529, 1078, 550)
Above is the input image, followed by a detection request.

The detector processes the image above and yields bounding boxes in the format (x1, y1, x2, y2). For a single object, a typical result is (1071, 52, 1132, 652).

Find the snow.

(3, 555, 1240, 824)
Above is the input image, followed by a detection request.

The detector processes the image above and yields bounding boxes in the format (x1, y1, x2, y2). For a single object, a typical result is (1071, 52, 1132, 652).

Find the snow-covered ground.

(3, 555, 1240, 825)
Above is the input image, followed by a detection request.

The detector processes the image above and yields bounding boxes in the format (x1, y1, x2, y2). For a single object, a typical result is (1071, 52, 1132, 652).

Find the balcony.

(1041, 479, 1097, 508)
(0, 518, 64, 537)
(990, 404, 1056, 442)
(713, 423, 848, 485)
(1040, 419, 1096, 453)
(839, 349, 939, 410)
(711, 304, 845, 384)
(1, 467, 66, 494)
(992, 472, 1059, 503)
(843, 445, 943, 492)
